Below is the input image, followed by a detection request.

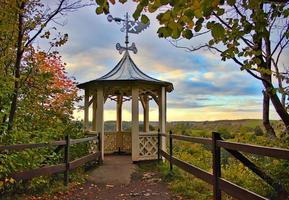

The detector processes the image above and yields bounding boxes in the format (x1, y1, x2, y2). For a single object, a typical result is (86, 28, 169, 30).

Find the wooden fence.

(158, 131, 289, 200)
(0, 135, 101, 186)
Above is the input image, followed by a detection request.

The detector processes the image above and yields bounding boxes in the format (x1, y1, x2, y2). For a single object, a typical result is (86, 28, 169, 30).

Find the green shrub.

(254, 126, 264, 136)
(159, 121, 289, 200)
(0, 121, 89, 196)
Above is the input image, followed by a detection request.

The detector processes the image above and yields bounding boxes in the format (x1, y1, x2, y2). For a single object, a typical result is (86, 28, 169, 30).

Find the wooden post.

(92, 93, 97, 131)
(169, 130, 173, 171)
(98, 133, 103, 165)
(131, 87, 139, 162)
(116, 95, 123, 152)
(143, 95, 149, 132)
(96, 88, 104, 161)
(84, 89, 89, 130)
(64, 135, 70, 186)
(157, 129, 161, 162)
(116, 95, 123, 132)
(212, 132, 221, 200)
(159, 87, 166, 152)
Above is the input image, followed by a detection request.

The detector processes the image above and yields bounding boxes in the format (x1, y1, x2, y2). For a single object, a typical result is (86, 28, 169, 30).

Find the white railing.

(104, 131, 131, 154)
(87, 130, 159, 161)
(139, 132, 158, 160)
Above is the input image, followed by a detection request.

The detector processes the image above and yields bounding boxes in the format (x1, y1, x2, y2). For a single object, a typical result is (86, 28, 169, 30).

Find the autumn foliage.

(10, 49, 79, 132)
(32, 51, 78, 118)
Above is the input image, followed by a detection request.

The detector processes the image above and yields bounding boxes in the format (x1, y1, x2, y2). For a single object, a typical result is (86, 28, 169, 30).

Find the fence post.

(64, 134, 70, 186)
(157, 129, 161, 162)
(98, 133, 103, 165)
(169, 130, 173, 171)
(212, 132, 221, 200)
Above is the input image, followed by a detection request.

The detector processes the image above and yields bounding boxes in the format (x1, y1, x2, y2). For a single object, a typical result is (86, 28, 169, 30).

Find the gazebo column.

(96, 88, 104, 160)
(92, 92, 97, 131)
(116, 95, 123, 132)
(143, 95, 149, 132)
(131, 87, 139, 162)
(116, 95, 123, 153)
(159, 87, 166, 151)
(84, 88, 89, 130)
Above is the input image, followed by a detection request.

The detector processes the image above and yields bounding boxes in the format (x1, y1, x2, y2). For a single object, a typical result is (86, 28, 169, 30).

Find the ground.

(24, 155, 176, 200)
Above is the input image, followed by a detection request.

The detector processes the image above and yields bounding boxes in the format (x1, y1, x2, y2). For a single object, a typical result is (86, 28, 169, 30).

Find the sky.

(39, 1, 283, 122)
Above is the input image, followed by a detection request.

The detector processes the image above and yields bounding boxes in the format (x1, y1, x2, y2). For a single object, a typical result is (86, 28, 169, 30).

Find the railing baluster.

(98, 133, 103, 165)
(169, 130, 173, 171)
(212, 132, 221, 200)
(157, 129, 161, 162)
(64, 134, 70, 186)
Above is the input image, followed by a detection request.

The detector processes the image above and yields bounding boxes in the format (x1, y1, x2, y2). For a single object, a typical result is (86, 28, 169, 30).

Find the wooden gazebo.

(77, 49, 173, 162)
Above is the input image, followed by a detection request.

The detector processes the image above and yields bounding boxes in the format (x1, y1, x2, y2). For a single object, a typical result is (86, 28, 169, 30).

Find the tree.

(0, 1, 18, 133)
(16, 49, 79, 131)
(0, 0, 91, 132)
(95, 0, 289, 134)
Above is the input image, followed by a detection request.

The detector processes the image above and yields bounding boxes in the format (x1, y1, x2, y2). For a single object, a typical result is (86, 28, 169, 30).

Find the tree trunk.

(263, 81, 289, 128)
(7, 2, 25, 131)
(281, 93, 286, 109)
(262, 90, 276, 137)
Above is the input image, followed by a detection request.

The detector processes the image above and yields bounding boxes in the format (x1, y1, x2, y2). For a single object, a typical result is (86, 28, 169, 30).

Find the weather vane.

(107, 13, 150, 54)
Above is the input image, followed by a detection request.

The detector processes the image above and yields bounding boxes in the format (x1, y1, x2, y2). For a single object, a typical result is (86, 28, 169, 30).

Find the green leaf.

(157, 27, 172, 38)
(160, 0, 169, 5)
(211, 23, 225, 39)
(194, 23, 202, 32)
(140, 0, 149, 6)
(141, 14, 149, 24)
(182, 29, 193, 39)
(148, 3, 159, 13)
(172, 29, 181, 39)
(95, 7, 103, 14)
(206, 21, 214, 29)
(161, 11, 171, 22)
(284, 8, 289, 17)
(103, 2, 109, 14)
(227, 0, 236, 6)
(208, 39, 215, 46)
(216, 8, 225, 16)
(133, 4, 144, 20)
(95, 0, 105, 5)
(184, 9, 194, 18)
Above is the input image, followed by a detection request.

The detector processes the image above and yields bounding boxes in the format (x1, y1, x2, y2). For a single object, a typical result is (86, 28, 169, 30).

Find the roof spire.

(107, 12, 150, 54)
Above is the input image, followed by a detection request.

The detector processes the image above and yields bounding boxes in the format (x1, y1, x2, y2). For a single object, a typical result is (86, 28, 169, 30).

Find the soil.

(24, 171, 174, 200)
(23, 156, 178, 200)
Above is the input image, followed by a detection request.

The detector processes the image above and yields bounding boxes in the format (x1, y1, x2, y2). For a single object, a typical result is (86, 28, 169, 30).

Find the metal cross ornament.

(107, 13, 150, 54)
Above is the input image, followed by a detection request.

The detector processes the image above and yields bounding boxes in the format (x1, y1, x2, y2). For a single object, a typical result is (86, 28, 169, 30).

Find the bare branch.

(276, 39, 289, 66)
(271, 24, 289, 56)
(24, 0, 92, 48)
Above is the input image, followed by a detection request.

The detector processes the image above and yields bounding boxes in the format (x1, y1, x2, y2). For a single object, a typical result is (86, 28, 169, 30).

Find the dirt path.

(25, 156, 176, 200)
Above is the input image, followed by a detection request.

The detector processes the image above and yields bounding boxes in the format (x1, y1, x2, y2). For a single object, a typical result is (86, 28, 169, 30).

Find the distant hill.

(82, 119, 281, 133)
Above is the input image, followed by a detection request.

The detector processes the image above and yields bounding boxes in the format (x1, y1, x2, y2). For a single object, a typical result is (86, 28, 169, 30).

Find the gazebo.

(77, 14, 173, 162)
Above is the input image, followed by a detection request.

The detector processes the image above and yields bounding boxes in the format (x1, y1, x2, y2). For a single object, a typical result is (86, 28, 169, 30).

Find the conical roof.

(77, 51, 173, 92)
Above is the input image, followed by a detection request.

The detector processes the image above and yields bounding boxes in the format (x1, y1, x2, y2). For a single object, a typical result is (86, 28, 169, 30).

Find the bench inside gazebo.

(77, 49, 173, 162)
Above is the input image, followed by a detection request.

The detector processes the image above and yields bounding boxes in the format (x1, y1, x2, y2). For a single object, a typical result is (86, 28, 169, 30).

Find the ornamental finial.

(107, 12, 150, 54)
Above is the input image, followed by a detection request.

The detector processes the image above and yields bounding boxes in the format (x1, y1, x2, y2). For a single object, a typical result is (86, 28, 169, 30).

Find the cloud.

(36, 2, 281, 121)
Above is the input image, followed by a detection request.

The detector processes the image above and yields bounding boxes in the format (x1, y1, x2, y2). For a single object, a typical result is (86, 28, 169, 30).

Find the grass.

(157, 119, 289, 200)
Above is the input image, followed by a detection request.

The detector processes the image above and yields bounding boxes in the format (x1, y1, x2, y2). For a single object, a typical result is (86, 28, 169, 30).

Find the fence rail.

(0, 141, 66, 152)
(0, 135, 101, 186)
(216, 140, 289, 160)
(158, 131, 289, 200)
